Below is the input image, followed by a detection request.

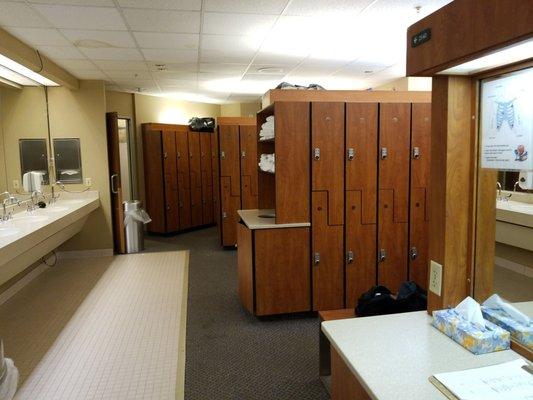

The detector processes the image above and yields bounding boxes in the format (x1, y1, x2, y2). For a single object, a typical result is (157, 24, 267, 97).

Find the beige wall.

(48, 81, 113, 251)
(240, 102, 262, 117)
(221, 102, 262, 117)
(375, 77, 432, 91)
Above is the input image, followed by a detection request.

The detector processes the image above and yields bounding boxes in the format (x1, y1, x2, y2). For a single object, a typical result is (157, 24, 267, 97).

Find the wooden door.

(345, 101, 379, 307)
(176, 130, 192, 230)
(142, 125, 165, 234)
(219, 125, 241, 245)
(312, 191, 344, 311)
(188, 130, 202, 226)
(200, 132, 214, 224)
(106, 112, 126, 253)
(409, 103, 431, 289)
(378, 103, 411, 292)
(162, 130, 179, 232)
(239, 125, 258, 209)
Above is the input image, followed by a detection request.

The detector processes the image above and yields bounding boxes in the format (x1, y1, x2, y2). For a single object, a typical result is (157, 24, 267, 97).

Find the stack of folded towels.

(259, 116, 274, 141)
(258, 154, 275, 173)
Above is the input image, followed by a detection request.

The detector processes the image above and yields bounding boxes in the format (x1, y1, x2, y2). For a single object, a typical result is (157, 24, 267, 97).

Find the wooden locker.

(162, 130, 179, 232)
(312, 191, 344, 311)
(211, 131, 220, 229)
(220, 176, 241, 246)
(312, 102, 345, 226)
(409, 103, 431, 289)
(176, 130, 192, 230)
(200, 132, 214, 224)
(142, 129, 165, 233)
(188, 131, 202, 226)
(239, 125, 258, 209)
(377, 103, 411, 292)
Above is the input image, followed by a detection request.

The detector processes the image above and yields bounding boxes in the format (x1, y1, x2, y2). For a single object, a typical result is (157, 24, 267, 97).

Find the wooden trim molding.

(217, 116, 256, 125)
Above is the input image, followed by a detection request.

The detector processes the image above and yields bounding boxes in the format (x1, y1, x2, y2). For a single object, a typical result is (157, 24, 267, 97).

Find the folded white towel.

(259, 153, 275, 173)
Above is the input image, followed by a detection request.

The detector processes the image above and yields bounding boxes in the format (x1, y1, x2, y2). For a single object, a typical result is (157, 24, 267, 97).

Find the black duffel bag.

(355, 281, 427, 317)
(189, 117, 215, 132)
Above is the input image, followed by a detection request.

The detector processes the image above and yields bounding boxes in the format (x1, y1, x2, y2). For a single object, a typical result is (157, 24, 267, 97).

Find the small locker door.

(378, 103, 411, 292)
(142, 129, 165, 233)
(162, 130, 179, 232)
(176, 130, 192, 230)
(200, 132, 214, 224)
(239, 125, 258, 209)
(219, 125, 241, 246)
(345, 103, 378, 307)
(409, 103, 431, 289)
(188, 130, 202, 227)
(211, 131, 220, 228)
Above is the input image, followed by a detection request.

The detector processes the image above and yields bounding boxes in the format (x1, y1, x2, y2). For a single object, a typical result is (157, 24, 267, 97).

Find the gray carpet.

(145, 227, 329, 400)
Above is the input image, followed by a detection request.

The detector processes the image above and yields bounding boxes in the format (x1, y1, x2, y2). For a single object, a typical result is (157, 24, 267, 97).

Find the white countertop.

(237, 209, 310, 229)
(322, 302, 533, 400)
(496, 200, 533, 228)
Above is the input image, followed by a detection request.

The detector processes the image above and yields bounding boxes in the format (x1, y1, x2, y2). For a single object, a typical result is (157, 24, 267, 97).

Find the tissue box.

(432, 309, 510, 355)
(481, 306, 533, 350)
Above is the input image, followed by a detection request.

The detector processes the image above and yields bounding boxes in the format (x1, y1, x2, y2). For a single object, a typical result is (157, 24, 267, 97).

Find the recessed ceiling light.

(74, 39, 114, 49)
(257, 67, 285, 74)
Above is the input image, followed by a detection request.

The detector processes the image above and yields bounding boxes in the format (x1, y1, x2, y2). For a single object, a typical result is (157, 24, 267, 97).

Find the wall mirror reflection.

(19, 138, 49, 186)
(53, 138, 82, 184)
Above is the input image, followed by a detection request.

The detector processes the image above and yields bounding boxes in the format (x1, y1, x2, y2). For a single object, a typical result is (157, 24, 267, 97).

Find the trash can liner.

(124, 209, 151, 226)
(0, 358, 18, 400)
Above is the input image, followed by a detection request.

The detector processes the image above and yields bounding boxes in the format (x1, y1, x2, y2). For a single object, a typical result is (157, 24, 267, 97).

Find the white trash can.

(0, 340, 18, 400)
(123, 201, 151, 254)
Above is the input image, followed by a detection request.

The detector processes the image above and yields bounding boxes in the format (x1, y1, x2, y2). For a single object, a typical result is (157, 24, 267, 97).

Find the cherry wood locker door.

(162, 130, 179, 232)
(239, 124, 258, 209)
(188, 131, 202, 226)
(312, 191, 344, 311)
(312, 102, 345, 226)
(345, 191, 377, 308)
(409, 103, 431, 289)
(142, 129, 165, 233)
(211, 131, 221, 230)
(219, 125, 241, 197)
(200, 132, 214, 224)
(220, 176, 241, 246)
(176, 130, 192, 230)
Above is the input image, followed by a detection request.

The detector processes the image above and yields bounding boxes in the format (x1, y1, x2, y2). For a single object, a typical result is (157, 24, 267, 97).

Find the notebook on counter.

(429, 359, 533, 400)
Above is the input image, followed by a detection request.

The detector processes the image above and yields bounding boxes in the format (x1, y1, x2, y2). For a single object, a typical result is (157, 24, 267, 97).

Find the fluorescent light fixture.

(0, 53, 59, 86)
(439, 38, 533, 75)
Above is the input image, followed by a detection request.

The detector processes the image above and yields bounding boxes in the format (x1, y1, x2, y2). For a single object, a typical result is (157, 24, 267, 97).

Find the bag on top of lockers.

(188, 117, 215, 132)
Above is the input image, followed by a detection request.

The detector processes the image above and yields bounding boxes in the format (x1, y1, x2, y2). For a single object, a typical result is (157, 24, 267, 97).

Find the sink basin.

(0, 227, 21, 238)
(12, 215, 51, 224)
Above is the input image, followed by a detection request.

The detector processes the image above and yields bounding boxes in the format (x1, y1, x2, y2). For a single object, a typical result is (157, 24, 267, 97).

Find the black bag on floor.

(189, 117, 215, 132)
(395, 281, 427, 313)
(355, 285, 396, 317)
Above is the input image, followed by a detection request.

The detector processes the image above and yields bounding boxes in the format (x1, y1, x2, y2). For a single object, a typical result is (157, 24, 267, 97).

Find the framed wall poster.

(480, 67, 533, 171)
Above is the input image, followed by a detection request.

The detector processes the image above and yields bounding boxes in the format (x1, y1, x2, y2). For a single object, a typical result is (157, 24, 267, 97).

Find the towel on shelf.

(258, 153, 275, 173)
(259, 116, 275, 140)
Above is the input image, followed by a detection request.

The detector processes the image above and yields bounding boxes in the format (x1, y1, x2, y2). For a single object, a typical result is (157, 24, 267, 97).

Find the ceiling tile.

(201, 34, 259, 52)
(29, 0, 115, 6)
(104, 70, 152, 80)
(93, 60, 148, 70)
(61, 29, 136, 48)
(200, 49, 253, 64)
(57, 59, 99, 70)
(202, 12, 276, 36)
(117, 0, 201, 10)
(285, 0, 375, 16)
(152, 70, 198, 80)
(253, 51, 306, 66)
(112, 78, 155, 87)
(79, 47, 143, 61)
(149, 62, 198, 72)
(242, 73, 285, 82)
(133, 32, 199, 50)
(0, 2, 51, 28)
(204, 0, 287, 14)
(248, 63, 294, 75)
(37, 45, 85, 59)
(122, 9, 200, 33)
(141, 49, 198, 63)
(7, 27, 71, 46)
(197, 72, 241, 81)
(32, 4, 127, 30)
(73, 70, 110, 79)
(156, 77, 198, 87)
(199, 63, 248, 74)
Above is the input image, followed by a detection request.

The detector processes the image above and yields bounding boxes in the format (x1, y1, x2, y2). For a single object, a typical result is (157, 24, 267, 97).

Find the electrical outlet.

(85, 178, 92, 187)
(13, 180, 20, 189)
(429, 260, 442, 296)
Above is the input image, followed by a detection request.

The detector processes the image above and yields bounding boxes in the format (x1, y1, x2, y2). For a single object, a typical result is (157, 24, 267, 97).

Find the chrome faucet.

(28, 190, 45, 212)
(496, 182, 502, 201)
(513, 181, 521, 192)
(2, 195, 20, 222)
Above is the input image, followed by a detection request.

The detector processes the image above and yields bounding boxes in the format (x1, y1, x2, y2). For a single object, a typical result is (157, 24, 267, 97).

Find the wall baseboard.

(57, 248, 114, 259)
(495, 256, 533, 278)
(0, 263, 49, 306)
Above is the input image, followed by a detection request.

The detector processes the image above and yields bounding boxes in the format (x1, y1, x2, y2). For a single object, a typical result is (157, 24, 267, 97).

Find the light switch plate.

(85, 178, 92, 187)
(429, 260, 442, 296)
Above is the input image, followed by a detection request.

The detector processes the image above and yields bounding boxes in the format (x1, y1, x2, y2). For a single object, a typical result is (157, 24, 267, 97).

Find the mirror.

(53, 138, 82, 184)
(0, 86, 50, 198)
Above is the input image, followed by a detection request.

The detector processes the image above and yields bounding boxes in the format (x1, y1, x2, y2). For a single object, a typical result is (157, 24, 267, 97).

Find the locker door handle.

(220, 150, 226, 159)
(314, 252, 320, 265)
(380, 147, 388, 159)
(222, 211, 227, 218)
(379, 249, 387, 262)
(410, 247, 418, 260)
(412, 147, 421, 159)
(346, 250, 354, 264)
(163, 152, 168, 159)
(347, 148, 355, 161)
(166, 205, 170, 211)
(241, 150, 246, 158)
(110, 174, 119, 194)
(313, 148, 321, 160)
(177, 151, 181, 159)
(179, 202, 183, 208)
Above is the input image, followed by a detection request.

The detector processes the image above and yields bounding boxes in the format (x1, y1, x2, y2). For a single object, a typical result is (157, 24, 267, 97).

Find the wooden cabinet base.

(331, 347, 371, 400)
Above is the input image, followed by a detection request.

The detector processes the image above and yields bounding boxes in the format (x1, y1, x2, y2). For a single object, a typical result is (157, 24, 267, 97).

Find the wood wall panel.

(346, 102, 378, 225)
(142, 130, 165, 233)
(219, 125, 241, 197)
(255, 228, 311, 315)
(345, 190, 377, 308)
(220, 176, 241, 246)
(176, 130, 192, 230)
(312, 102, 344, 226)
(312, 191, 344, 311)
(237, 222, 254, 314)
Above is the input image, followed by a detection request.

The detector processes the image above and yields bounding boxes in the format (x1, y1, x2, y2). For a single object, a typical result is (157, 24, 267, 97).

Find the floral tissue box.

(432, 309, 510, 355)
(481, 306, 533, 350)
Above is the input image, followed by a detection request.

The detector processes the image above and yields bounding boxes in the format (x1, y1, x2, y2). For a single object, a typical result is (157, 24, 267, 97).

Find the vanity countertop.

(322, 301, 532, 400)
(237, 209, 310, 230)
(496, 200, 533, 228)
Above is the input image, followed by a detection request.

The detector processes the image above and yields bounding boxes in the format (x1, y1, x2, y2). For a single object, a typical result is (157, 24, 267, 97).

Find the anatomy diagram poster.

(480, 67, 533, 171)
